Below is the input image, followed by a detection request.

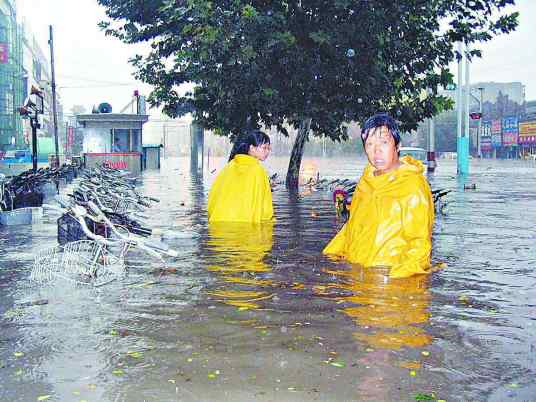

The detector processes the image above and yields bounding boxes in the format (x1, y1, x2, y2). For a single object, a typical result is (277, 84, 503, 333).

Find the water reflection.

(206, 222, 275, 309)
(315, 265, 431, 350)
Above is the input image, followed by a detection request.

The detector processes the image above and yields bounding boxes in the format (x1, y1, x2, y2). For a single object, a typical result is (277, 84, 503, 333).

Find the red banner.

(0, 43, 8, 64)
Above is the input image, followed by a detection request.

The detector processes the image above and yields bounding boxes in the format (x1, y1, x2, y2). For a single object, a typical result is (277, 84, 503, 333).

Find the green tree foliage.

(97, 0, 518, 188)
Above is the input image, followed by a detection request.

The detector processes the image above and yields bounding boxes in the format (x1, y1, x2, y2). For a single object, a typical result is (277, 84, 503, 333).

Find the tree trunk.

(285, 118, 311, 192)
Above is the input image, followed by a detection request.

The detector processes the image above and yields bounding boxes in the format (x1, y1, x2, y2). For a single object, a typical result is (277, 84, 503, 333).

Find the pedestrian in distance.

(323, 112, 434, 278)
(208, 129, 274, 223)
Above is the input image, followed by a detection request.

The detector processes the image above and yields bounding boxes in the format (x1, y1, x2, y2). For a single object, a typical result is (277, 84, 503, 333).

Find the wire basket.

(57, 213, 109, 245)
(31, 240, 128, 287)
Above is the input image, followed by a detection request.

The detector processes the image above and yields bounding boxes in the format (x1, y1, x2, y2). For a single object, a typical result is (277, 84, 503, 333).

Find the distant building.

(0, 0, 24, 150)
(143, 115, 192, 157)
(425, 81, 526, 156)
(0, 0, 64, 154)
(525, 100, 536, 120)
(473, 81, 525, 105)
(20, 22, 64, 149)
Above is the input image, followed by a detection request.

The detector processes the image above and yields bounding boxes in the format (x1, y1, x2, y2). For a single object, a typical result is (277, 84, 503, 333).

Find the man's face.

(364, 126, 400, 174)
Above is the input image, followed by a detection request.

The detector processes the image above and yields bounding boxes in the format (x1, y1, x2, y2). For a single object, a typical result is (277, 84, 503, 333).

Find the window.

(112, 128, 130, 152)
(131, 129, 140, 152)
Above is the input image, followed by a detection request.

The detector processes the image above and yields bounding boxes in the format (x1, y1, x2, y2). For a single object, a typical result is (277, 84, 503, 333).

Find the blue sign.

(501, 116, 519, 146)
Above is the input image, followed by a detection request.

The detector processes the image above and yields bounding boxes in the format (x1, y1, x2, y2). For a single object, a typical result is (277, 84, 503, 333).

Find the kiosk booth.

(76, 113, 149, 175)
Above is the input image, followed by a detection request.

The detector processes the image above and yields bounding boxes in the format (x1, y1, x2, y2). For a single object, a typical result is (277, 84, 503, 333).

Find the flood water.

(1, 156, 535, 402)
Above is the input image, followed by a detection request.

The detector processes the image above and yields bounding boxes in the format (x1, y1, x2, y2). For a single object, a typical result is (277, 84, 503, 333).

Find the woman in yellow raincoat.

(323, 113, 434, 278)
(208, 130, 274, 223)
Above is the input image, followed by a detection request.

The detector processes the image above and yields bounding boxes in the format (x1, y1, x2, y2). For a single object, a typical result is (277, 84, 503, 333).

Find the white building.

(20, 21, 64, 149)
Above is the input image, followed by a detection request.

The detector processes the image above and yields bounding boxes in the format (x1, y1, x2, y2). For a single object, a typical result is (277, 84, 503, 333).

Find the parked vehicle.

(399, 147, 427, 163)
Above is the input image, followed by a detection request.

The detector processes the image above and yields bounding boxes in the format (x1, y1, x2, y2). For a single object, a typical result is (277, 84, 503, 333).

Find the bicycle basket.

(31, 240, 126, 287)
(57, 213, 110, 245)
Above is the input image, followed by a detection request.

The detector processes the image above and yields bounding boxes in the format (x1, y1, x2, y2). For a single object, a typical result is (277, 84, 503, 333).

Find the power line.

(59, 83, 139, 89)
(57, 73, 137, 86)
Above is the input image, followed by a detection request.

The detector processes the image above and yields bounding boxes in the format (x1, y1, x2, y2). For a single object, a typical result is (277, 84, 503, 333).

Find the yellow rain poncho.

(323, 156, 434, 278)
(208, 154, 274, 223)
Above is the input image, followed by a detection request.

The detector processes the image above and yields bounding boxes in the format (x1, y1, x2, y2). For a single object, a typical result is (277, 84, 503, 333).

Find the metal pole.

(456, 42, 463, 174)
(462, 43, 471, 175)
(478, 88, 483, 158)
(49, 25, 59, 167)
(31, 113, 38, 172)
(457, 44, 471, 176)
(427, 117, 436, 172)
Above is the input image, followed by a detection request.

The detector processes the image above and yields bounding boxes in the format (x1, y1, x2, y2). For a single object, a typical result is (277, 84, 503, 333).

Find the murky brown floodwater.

(1, 156, 535, 402)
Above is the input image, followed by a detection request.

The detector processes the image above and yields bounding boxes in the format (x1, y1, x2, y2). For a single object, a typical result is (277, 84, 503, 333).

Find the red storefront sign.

(84, 152, 141, 175)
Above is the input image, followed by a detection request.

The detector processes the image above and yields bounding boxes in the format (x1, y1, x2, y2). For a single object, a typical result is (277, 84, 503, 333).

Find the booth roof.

(76, 113, 149, 124)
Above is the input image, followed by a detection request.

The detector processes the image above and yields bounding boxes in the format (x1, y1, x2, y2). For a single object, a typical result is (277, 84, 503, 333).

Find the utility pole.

(456, 42, 463, 174)
(49, 25, 59, 167)
(427, 88, 436, 173)
(457, 42, 470, 175)
(464, 43, 471, 164)
(477, 87, 483, 158)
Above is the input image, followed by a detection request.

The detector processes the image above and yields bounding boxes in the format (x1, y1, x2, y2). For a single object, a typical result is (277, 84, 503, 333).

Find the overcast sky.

(16, 0, 536, 116)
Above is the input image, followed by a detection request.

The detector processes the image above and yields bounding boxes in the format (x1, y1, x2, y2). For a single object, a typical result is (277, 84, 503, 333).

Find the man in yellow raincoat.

(323, 113, 434, 278)
(208, 130, 274, 223)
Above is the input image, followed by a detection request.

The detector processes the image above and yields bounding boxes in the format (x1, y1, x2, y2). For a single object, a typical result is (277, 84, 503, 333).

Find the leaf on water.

(127, 351, 143, 358)
(508, 383, 519, 388)
(13, 352, 24, 357)
(409, 370, 417, 376)
(72, 391, 81, 395)
(400, 361, 421, 369)
(112, 369, 124, 375)
(421, 351, 430, 356)
(414, 393, 434, 401)
(37, 396, 52, 401)
(15, 369, 23, 375)
(129, 281, 158, 288)
(87, 384, 97, 389)
(110, 329, 118, 336)
(330, 361, 346, 368)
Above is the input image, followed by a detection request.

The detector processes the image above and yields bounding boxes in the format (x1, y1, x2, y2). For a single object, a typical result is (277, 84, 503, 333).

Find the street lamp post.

(19, 86, 44, 172)
(468, 87, 484, 157)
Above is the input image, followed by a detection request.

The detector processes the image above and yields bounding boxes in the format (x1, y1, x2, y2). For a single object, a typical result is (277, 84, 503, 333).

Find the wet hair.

(360, 113, 401, 147)
(228, 130, 270, 161)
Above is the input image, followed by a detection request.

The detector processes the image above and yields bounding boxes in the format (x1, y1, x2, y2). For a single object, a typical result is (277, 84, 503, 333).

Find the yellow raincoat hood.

(208, 154, 274, 223)
(323, 156, 434, 278)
